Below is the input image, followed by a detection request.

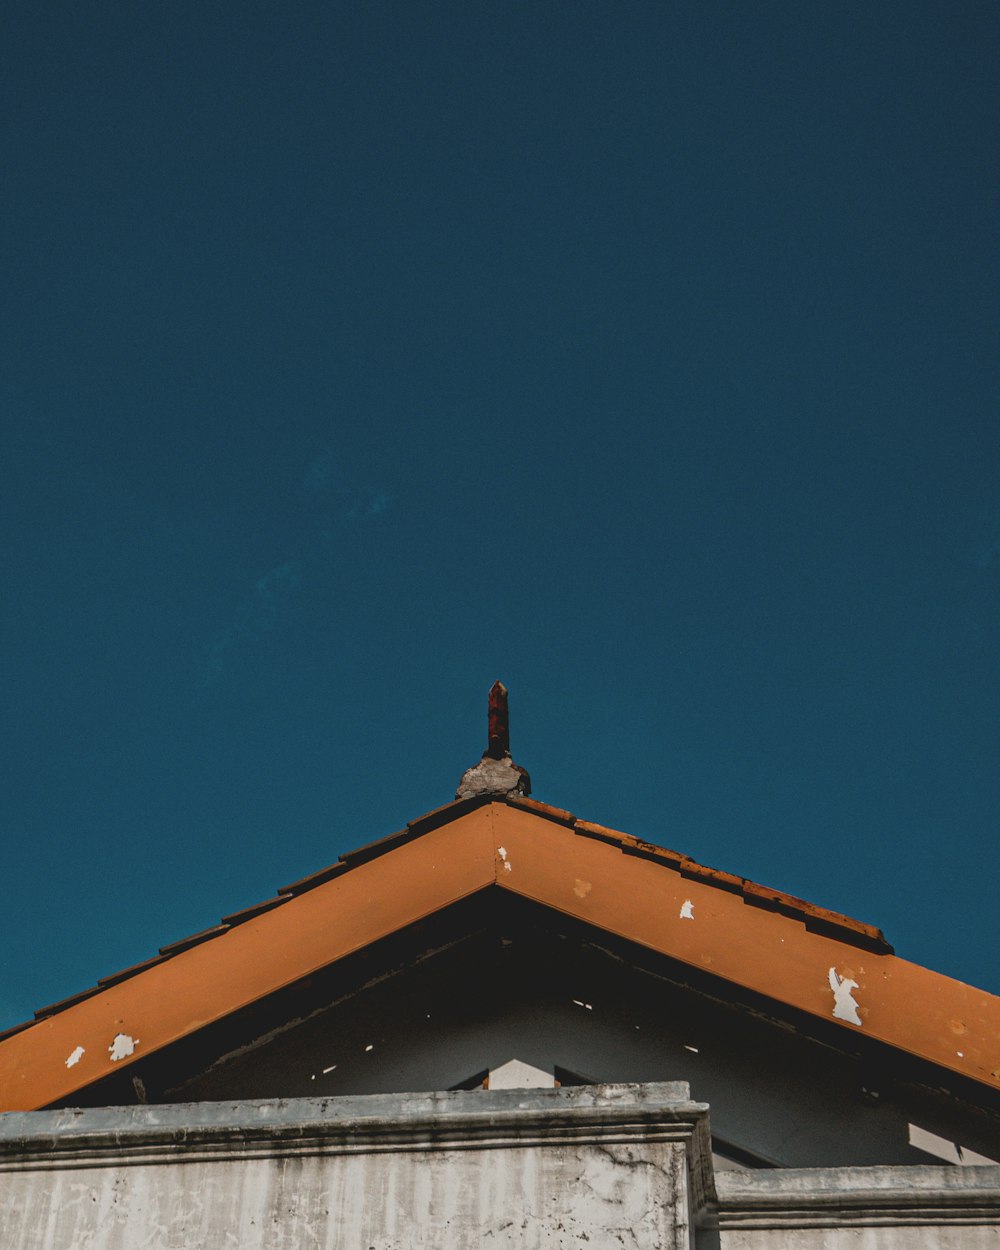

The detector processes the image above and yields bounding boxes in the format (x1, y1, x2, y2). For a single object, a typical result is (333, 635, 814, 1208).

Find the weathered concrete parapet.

(0, 1082, 713, 1249)
(705, 1163, 1000, 1248)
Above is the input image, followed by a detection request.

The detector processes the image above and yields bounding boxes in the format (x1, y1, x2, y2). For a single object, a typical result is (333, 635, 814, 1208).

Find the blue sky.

(1, 2, 998, 1031)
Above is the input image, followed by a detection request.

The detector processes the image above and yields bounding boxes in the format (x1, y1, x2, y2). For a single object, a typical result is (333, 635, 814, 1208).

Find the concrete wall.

(3, 1083, 998, 1249)
(0, 1083, 712, 1250)
(704, 1164, 1000, 1250)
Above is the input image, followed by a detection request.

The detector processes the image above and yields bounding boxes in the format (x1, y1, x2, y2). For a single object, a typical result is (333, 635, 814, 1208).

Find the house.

(1, 685, 998, 1247)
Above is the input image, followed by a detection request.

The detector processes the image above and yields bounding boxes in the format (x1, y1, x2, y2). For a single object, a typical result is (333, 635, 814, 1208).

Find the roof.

(2, 794, 999, 1112)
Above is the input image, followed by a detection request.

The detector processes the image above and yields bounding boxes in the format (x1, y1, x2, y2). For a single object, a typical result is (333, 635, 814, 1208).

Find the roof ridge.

(3, 793, 891, 1043)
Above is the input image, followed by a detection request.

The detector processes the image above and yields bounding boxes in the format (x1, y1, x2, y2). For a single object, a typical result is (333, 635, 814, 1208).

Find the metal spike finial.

(486, 680, 509, 759)
(455, 681, 531, 800)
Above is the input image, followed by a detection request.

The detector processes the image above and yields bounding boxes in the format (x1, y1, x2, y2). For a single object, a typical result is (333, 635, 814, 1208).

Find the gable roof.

(2, 794, 999, 1112)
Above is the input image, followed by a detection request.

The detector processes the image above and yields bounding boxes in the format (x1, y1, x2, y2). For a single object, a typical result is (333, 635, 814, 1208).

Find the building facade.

(2, 701, 998, 1246)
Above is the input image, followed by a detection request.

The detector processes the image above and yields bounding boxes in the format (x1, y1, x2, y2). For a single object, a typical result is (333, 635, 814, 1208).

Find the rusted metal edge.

(11, 798, 486, 1036)
(277, 861, 350, 896)
(508, 795, 576, 826)
(33, 985, 104, 1021)
(12, 792, 893, 1041)
(741, 880, 891, 951)
(97, 954, 170, 989)
(567, 809, 892, 953)
(219, 895, 291, 928)
(0, 1020, 35, 1043)
(158, 924, 231, 958)
(406, 793, 494, 835)
(339, 797, 497, 868)
(337, 827, 411, 867)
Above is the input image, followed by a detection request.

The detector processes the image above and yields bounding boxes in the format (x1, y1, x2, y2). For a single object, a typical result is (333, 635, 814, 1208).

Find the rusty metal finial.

(455, 681, 531, 800)
(486, 680, 509, 759)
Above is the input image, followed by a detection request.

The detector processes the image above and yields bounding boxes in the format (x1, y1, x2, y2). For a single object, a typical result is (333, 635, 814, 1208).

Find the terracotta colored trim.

(406, 795, 493, 835)
(219, 896, 291, 927)
(490, 805, 1000, 1093)
(32, 986, 103, 1020)
(0, 806, 497, 1113)
(0, 1021, 34, 1044)
(337, 827, 412, 867)
(277, 862, 349, 897)
(3, 800, 998, 1113)
(508, 795, 576, 826)
(97, 955, 170, 989)
(157, 924, 231, 957)
(573, 814, 889, 949)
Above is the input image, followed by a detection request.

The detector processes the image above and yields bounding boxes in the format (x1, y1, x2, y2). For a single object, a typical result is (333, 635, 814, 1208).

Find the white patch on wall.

(828, 968, 862, 1026)
(679, 900, 694, 920)
(488, 1058, 555, 1090)
(908, 1123, 998, 1166)
(108, 1033, 139, 1062)
(65, 1046, 85, 1069)
(497, 846, 512, 872)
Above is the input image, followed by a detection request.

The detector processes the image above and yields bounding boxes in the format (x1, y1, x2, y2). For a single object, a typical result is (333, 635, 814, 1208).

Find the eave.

(1, 797, 998, 1112)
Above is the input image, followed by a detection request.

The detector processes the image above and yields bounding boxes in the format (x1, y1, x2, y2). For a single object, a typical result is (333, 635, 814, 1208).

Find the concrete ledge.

(712, 1163, 1000, 1229)
(0, 1082, 715, 1250)
(0, 1082, 713, 1194)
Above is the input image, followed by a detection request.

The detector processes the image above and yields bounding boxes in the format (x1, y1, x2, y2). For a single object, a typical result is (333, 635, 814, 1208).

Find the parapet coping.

(711, 1162, 1000, 1229)
(0, 1080, 714, 1204)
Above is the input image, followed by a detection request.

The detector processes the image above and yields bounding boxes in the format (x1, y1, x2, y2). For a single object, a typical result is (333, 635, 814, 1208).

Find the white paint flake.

(108, 1033, 139, 1062)
(497, 845, 512, 872)
(679, 899, 694, 920)
(65, 1046, 85, 1069)
(828, 968, 862, 1026)
(364, 1043, 374, 1052)
(571, 999, 593, 1010)
(684, 1044, 699, 1053)
(322, 1063, 337, 1074)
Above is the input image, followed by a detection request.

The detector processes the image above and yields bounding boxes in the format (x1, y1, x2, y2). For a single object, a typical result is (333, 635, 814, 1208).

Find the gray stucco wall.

(2, 1084, 998, 1249)
(0, 1083, 711, 1250)
(704, 1164, 1000, 1250)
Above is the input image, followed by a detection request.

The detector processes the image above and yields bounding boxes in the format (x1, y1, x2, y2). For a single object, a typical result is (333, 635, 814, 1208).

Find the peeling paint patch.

(65, 1046, 85, 1069)
(573, 878, 592, 899)
(571, 999, 593, 1011)
(364, 1043, 374, 1052)
(679, 899, 694, 920)
(322, 1063, 337, 1074)
(828, 968, 862, 1026)
(497, 845, 513, 872)
(108, 1033, 139, 1062)
(684, 1044, 699, 1053)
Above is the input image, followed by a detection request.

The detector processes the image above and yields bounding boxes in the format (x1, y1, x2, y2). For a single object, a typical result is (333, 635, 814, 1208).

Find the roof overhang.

(2, 798, 999, 1111)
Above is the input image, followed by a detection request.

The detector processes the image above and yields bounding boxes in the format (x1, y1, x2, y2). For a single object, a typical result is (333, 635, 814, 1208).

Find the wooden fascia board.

(0, 807, 496, 1113)
(490, 804, 1000, 1093)
(4, 801, 999, 1112)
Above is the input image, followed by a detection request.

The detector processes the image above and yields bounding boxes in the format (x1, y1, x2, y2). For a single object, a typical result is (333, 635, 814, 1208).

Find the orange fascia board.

(2, 801, 999, 1112)
(491, 805, 1000, 1095)
(0, 806, 496, 1113)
